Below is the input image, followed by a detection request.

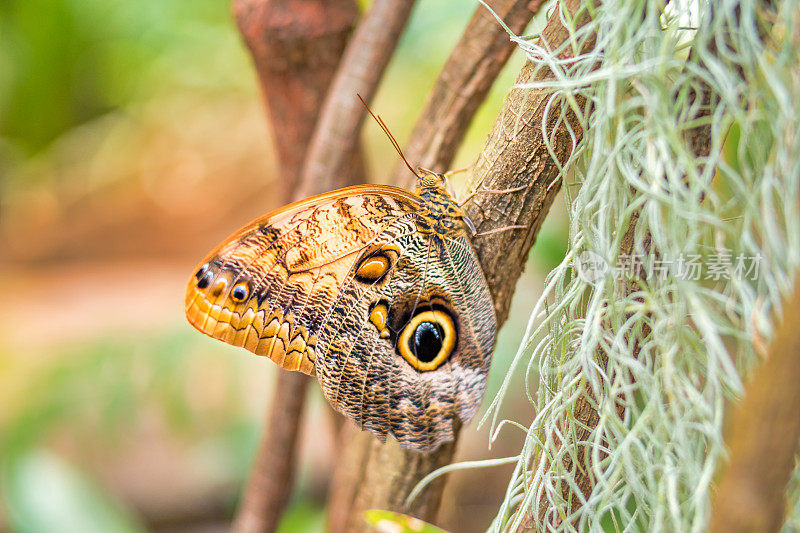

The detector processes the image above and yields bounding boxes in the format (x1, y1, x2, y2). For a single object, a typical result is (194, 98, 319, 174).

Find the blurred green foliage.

(277, 499, 326, 533)
(3, 451, 145, 533)
(0, 0, 253, 159)
(364, 509, 448, 533)
(0, 331, 261, 529)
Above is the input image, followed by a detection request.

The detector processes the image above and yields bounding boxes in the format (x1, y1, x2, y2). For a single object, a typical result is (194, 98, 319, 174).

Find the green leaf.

(363, 510, 449, 533)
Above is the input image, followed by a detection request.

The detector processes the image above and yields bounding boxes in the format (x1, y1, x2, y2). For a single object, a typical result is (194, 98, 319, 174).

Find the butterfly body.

(186, 170, 496, 451)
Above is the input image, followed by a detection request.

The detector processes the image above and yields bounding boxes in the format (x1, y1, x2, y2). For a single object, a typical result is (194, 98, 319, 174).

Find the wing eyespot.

(231, 282, 250, 302)
(368, 300, 392, 339)
(398, 309, 457, 372)
(195, 263, 210, 280)
(354, 244, 401, 284)
(197, 270, 214, 289)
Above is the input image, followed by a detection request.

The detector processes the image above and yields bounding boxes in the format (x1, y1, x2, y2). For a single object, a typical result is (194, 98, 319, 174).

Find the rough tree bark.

(467, 0, 594, 323)
(230, 2, 361, 532)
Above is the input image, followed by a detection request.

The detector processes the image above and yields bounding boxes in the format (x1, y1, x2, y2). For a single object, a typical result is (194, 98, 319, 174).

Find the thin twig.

(295, 0, 418, 199)
(233, 372, 311, 533)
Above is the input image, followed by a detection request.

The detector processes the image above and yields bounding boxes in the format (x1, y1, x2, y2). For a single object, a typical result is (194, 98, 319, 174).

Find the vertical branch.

(231, 2, 360, 532)
(295, 0, 417, 199)
(234, 372, 312, 533)
(709, 274, 800, 532)
(234, 0, 361, 198)
(237, 1, 416, 532)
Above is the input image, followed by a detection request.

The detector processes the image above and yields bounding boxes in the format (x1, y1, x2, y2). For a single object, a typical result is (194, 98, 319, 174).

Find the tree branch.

(233, 372, 312, 533)
(709, 273, 800, 532)
(327, 2, 594, 531)
(234, 1, 417, 532)
(466, 0, 594, 322)
(234, 0, 362, 198)
(392, 0, 544, 189)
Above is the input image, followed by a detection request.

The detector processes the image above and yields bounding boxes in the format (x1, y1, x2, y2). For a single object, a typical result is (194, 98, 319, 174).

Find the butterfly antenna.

(357, 94, 419, 179)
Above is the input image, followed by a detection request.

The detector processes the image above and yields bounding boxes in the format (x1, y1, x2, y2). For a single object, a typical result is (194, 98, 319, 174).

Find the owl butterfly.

(185, 170, 496, 452)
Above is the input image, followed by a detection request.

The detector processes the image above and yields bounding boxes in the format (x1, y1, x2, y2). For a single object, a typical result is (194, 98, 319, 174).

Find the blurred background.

(0, 0, 567, 531)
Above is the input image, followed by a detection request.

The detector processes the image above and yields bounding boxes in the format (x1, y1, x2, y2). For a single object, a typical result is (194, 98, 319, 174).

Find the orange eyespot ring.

(356, 256, 390, 281)
(354, 244, 400, 283)
(398, 310, 456, 372)
(368, 301, 391, 339)
(230, 282, 250, 302)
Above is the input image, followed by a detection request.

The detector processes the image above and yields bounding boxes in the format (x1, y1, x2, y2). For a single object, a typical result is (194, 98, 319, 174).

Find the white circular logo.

(575, 251, 609, 284)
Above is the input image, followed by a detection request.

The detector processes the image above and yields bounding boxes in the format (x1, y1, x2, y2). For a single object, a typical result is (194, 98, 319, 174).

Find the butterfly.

(185, 169, 496, 452)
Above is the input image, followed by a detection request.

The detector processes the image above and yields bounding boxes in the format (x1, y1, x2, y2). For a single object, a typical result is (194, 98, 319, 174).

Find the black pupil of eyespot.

(197, 271, 213, 289)
(232, 286, 247, 300)
(411, 321, 444, 363)
(195, 264, 209, 279)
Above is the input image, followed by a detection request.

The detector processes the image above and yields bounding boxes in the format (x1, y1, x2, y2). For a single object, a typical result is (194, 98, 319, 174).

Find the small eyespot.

(354, 245, 401, 284)
(231, 283, 249, 302)
(195, 263, 209, 280)
(356, 256, 390, 281)
(368, 300, 392, 339)
(197, 270, 214, 289)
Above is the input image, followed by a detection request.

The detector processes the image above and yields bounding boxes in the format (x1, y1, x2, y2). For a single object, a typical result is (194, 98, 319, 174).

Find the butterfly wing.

(185, 185, 496, 452)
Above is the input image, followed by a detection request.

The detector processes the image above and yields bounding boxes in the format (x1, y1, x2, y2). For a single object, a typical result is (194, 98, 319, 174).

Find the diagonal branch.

(466, 0, 595, 322)
(392, 0, 544, 189)
(709, 272, 800, 532)
(326, 1, 594, 531)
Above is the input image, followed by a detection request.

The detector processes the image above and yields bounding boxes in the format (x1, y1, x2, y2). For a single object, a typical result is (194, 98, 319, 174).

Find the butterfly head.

(416, 167, 448, 191)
